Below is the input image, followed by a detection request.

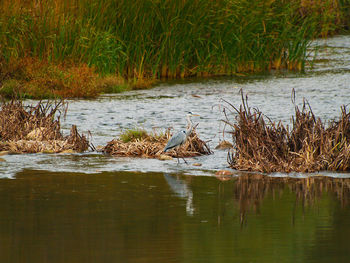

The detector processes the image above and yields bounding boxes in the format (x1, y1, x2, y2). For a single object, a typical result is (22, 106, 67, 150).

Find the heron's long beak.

(191, 114, 200, 117)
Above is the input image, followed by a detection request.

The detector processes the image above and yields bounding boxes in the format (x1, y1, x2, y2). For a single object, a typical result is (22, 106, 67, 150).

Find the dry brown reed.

(223, 91, 350, 173)
(103, 129, 211, 159)
(0, 99, 90, 153)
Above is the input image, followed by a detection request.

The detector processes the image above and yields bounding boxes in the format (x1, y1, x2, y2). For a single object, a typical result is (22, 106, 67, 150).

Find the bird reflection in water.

(164, 173, 195, 216)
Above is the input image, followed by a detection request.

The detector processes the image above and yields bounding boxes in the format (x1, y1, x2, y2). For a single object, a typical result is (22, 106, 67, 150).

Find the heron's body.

(163, 112, 199, 163)
(163, 130, 187, 152)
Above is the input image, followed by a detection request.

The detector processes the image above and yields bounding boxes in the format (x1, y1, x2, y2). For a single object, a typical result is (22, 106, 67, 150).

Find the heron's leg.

(181, 146, 188, 165)
(178, 149, 188, 165)
(177, 147, 188, 165)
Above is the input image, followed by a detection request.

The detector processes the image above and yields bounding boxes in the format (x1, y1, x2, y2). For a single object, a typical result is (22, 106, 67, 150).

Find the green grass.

(120, 129, 149, 143)
(119, 128, 166, 143)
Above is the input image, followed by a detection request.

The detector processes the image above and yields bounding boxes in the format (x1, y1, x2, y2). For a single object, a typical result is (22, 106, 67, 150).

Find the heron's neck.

(185, 115, 193, 137)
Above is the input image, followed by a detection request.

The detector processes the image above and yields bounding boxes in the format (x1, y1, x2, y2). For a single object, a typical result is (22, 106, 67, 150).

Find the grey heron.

(163, 112, 199, 163)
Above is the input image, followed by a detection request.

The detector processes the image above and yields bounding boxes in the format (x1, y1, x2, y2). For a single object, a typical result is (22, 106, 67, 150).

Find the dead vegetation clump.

(102, 128, 211, 159)
(223, 91, 350, 173)
(0, 99, 90, 153)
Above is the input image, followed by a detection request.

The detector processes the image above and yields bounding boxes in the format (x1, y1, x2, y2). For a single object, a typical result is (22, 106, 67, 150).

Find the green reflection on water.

(0, 170, 349, 263)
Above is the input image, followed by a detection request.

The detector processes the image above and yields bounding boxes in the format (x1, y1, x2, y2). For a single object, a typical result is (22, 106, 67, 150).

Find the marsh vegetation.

(0, 100, 90, 153)
(0, 0, 349, 98)
(223, 91, 350, 173)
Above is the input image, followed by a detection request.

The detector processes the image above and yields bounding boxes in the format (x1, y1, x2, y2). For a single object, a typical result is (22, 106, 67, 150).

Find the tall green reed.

(0, 0, 325, 79)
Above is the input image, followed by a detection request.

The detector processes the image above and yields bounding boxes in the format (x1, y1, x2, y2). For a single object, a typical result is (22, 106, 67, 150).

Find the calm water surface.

(1, 171, 350, 263)
(0, 35, 350, 262)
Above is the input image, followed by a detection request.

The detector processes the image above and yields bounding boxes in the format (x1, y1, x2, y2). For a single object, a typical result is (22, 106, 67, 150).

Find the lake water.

(0, 35, 350, 262)
(1, 171, 350, 262)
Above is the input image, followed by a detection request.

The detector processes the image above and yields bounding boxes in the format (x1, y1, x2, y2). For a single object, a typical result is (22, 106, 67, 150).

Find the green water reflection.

(0, 170, 349, 263)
